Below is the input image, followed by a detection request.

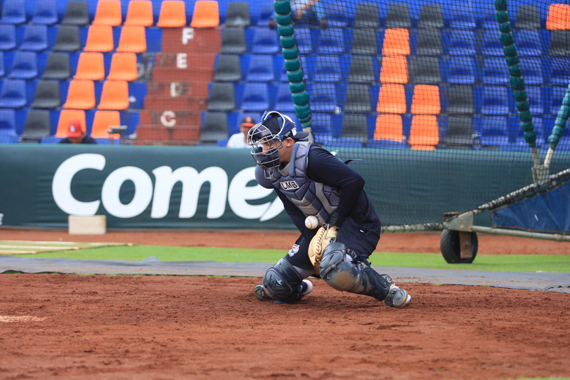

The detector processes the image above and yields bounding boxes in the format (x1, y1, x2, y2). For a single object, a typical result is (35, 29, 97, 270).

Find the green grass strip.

(18, 246, 570, 273)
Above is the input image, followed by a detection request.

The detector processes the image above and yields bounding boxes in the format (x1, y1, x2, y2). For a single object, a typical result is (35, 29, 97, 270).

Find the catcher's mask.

(247, 111, 308, 170)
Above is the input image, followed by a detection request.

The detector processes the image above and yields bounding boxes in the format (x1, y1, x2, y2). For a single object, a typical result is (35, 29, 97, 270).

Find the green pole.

(547, 84, 570, 150)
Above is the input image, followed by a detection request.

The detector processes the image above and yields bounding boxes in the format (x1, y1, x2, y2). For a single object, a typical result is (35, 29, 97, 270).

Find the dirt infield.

(0, 274, 569, 380)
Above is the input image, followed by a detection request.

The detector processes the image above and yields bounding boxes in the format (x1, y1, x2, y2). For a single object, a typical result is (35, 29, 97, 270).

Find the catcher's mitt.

(308, 224, 338, 274)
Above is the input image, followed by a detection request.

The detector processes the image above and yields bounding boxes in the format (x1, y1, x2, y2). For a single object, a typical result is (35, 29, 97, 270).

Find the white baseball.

(305, 215, 319, 229)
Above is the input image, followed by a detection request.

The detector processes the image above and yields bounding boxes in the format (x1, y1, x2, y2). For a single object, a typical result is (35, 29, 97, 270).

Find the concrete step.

(151, 67, 214, 82)
(147, 81, 210, 98)
(162, 27, 221, 54)
(155, 52, 216, 70)
(136, 125, 201, 143)
(143, 96, 207, 111)
(139, 110, 202, 127)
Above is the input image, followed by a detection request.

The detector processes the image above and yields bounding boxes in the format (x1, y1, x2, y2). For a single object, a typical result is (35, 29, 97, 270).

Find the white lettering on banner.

(151, 166, 227, 219)
(160, 111, 176, 127)
(182, 28, 194, 45)
(229, 167, 275, 219)
(176, 53, 187, 69)
(101, 167, 153, 218)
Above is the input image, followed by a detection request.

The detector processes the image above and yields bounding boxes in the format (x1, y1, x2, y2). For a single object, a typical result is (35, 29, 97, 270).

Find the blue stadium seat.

(251, 28, 280, 54)
(481, 29, 503, 56)
(519, 57, 543, 85)
(0, 132, 18, 143)
(0, 25, 17, 51)
(325, 1, 349, 27)
(449, 4, 476, 29)
(0, 79, 27, 108)
(446, 57, 478, 84)
(525, 86, 543, 115)
(514, 30, 542, 57)
(480, 116, 509, 147)
(482, 57, 509, 85)
(481, 86, 510, 115)
(447, 30, 477, 56)
(0, 108, 16, 133)
(314, 55, 342, 83)
(311, 113, 333, 136)
(0, 52, 4, 77)
(310, 83, 338, 113)
(275, 82, 295, 112)
(32, 0, 58, 25)
(8, 51, 38, 79)
(240, 82, 270, 111)
(295, 28, 313, 55)
(318, 28, 346, 55)
(20, 25, 49, 52)
(549, 57, 570, 86)
(0, 0, 27, 24)
(479, 7, 497, 29)
(551, 86, 567, 115)
(257, 1, 274, 26)
(246, 55, 274, 82)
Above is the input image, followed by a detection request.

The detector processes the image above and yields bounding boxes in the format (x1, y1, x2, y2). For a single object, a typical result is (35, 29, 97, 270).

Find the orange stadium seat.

(382, 28, 410, 56)
(124, 0, 153, 26)
(374, 114, 404, 142)
(546, 4, 570, 30)
(190, 1, 220, 27)
(409, 115, 439, 150)
(98, 80, 129, 110)
(83, 25, 114, 52)
(107, 53, 138, 81)
(411, 85, 441, 115)
(63, 80, 96, 109)
(379, 55, 408, 84)
(91, 110, 121, 138)
(56, 110, 86, 137)
(92, 0, 122, 26)
(377, 84, 407, 114)
(156, 1, 186, 27)
(74, 52, 105, 81)
(116, 26, 147, 53)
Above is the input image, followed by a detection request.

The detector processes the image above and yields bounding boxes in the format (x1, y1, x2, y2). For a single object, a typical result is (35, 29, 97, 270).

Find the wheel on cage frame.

(440, 229, 478, 264)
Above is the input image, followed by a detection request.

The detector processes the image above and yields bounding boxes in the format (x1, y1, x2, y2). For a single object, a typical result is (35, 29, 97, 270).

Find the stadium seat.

(519, 57, 543, 85)
(74, 52, 105, 81)
(20, 25, 48, 52)
(482, 57, 509, 85)
(62, 1, 90, 26)
(32, 0, 58, 25)
(411, 85, 440, 115)
(525, 86, 543, 115)
(549, 31, 570, 57)
(21, 110, 51, 142)
(225, 2, 250, 28)
(0, 52, 4, 77)
(447, 85, 474, 114)
(318, 28, 346, 55)
(479, 7, 497, 30)
(53, 25, 81, 52)
(377, 84, 406, 114)
(91, 110, 120, 138)
(220, 28, 246, 54)
(481, 29, 504, 56)
(516, 5, 541, 30)
(63, 80, 95, 109)
(84, 25, 114, 52)
(0, 109, 16, 133)
(480, 116, 509, 146)
(348, 55, 375, 83)
(351, 28, 377, 55)
(240, 83, 269, 112)
(257, 1, 274, 26)
(382, 28, 410, 56)
(0, 0, 26, 24)
(200, 112, 228, 144)
(344, 84, 371, 113)
(207, 82, 235, 111)
(386, 3, 411, 29)
(409, 115, 439, 150)
(374, 114, 404, 142)
(275, 82, 295, 112)
(324, 1, 349, 28)
(8, 51, 38, 79)
(156, 1, 186, 28)
(246, 55, 274, 82)
(379, 56, 408, 84)
(98, 81, 129, 110)
(0, 25, 16, 51)
(549, 57, 570, 85)
(341, 114, 369, 145)
(446, 57, 477, 84)
(31, 80, 61, 109)
(314, 55, 342, 83)
(116, 26, 147, 53)
(311, 83, 338, 113)
(409, 56, 441, 84)
(214, 54, 241, 82)
(311, 113, 332, 136)
(93, 0, 122, 26)
(354, 2, 379, 29)
(449, 4, 476, 29)
(447, 30, 476, 56)
(481, 86, 510, 115)
(43, 53, 70, 80)
(418, 3, 444, 29)
(515, 30, 542, 56)
(252, 28, 280, 54)
(551, 86, 567, 115)
(546, 4, 570, 30)
(0, 132, 18, 143)
(55, 109, 86, 137)
(191, 1, 219, 28)
(107, 53, 138, 81)
(0, 79, 26, 108)
(415, 29, 443, 56)
(295, 28, 313, 54)
(444, 116, 474, 148)
(124, 0, 153, 27)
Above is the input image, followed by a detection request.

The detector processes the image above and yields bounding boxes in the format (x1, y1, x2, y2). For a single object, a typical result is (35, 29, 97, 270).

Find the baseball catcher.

(247, 111, 411, 308)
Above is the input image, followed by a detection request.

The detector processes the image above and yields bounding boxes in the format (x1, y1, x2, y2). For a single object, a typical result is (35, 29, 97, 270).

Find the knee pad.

(263, 258, 303, 300)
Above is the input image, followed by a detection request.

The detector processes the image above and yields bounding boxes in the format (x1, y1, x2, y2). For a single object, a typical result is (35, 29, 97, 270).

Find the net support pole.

(273, 0, 313, 140)
(544, 83, 570, 168)
(495, 0, 547, 184)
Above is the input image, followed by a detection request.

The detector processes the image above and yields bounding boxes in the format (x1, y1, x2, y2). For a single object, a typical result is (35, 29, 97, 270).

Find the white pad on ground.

(69, 216, 107, 235)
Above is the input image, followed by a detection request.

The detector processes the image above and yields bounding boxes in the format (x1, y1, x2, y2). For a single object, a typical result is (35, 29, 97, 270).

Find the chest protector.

(268, 142, 340, 225)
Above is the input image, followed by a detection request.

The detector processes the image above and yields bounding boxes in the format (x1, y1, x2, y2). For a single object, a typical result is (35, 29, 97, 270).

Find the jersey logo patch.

(288, 244, 299, 257)
(281, 181, 299, 190)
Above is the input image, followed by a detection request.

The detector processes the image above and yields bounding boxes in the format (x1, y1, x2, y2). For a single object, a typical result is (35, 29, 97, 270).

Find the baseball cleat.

(254, 284, 272, 301)
(384, 284, 411, 308)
